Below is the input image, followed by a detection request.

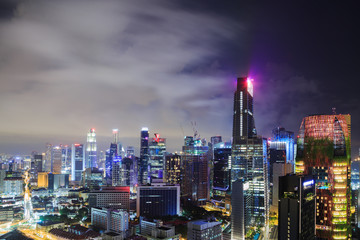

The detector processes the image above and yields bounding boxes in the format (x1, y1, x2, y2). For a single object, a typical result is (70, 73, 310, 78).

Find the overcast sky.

(0, 1, 359, 157)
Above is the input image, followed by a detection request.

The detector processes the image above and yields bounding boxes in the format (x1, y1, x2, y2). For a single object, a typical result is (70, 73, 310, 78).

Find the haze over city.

(1, 1, 359, 156)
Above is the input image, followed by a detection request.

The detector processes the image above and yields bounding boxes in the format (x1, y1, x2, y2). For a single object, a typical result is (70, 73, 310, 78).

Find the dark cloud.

(0, 1, 359, 158)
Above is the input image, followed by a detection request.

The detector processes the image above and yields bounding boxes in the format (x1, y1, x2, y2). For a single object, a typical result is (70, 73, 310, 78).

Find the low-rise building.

(187, 219, 222, 240)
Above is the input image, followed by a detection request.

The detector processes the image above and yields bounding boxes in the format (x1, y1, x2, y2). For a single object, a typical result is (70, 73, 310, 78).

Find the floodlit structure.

(231, 77, 269, 237)
(296, 114, 351, 240)
(86, 128, 97, 168)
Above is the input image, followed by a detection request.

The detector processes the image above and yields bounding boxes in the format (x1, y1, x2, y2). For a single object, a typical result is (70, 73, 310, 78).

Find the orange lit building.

(296, 114, 351, 240)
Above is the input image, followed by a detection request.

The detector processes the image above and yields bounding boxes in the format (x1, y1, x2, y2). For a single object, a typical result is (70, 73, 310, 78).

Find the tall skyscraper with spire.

(231, 77, 269, 239)
(86, 128, 97, 168)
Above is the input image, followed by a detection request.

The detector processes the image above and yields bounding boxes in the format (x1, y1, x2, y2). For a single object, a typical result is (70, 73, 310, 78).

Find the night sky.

(0, 1, 359, 157)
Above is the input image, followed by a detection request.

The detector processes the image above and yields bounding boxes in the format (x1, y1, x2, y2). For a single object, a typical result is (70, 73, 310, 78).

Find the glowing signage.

(303, 180, 314, 187)
(247, 78, 253, 97)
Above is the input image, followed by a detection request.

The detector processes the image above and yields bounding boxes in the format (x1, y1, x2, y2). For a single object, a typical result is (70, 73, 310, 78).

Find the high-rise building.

(51, 145, 62, 173)
(231, 77, 269, 236)
(48, 173, 69, 192)
(71, 144, 85, 182)
(91, 207, 129, 235)
(295, 114, 351, 239)
(82, 168, 103, 190)
(187, 219, 222, 240)
(112, 156, 122, 186)
(231, 179, 248, 240)
(232, 77, 256, 144)
(139, 127, 149, 185)
(278, 174, 315, 240)
(268, 127, 295, 211)
(44, 143, 52, 172)
(164, 153, 181, 185)
(136, 183, 180, 218)
(88, 186, 130, 211)
(105, 129, 120, 184)
(352, 151, 360, 228)
(212, 142, 231, 211)
(181, 139, 210, 206)
(126, 146, 135, 158)
(148, 133, 166, 181)
(31, 154, 43, 183)
(61, 145, 71, 174)
(86, 128, 97, 169)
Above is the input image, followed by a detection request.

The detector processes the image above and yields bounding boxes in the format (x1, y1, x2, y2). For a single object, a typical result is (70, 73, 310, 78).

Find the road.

(269, 225, 278, 240)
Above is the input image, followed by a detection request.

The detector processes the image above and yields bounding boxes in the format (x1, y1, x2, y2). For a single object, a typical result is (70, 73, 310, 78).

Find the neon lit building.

(231, 77, 269, 238)
(148, 133, 166, 181)
(296, 114, 351, 240)
(86, 128, 97, 168)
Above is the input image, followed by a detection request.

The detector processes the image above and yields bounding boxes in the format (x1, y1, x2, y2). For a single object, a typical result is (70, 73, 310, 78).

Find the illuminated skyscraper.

(232, 77, 256, 144)
(86, 128, 97, 168)
(181, 138, 210, 206)
(61, 145, 71, 174)
(164, 153, 181, 185)
(105, 129, 119, 184)
(139, 127, 149, 184)
(268, 127, 295, 211)
(71, 143, 85, 181)
(148, 133, 166, 181)
(296, 114, 351, 240)
(231, 77, 269, 238)
(51, 145, 62, 173)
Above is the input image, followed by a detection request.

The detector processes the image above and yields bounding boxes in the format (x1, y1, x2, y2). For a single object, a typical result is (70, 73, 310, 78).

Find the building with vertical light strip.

(86, 128, 97, 168)
(139, 127, 149, 184)
(71, 143, 85, 181)
(295, 114, 351, 240)
(231, 77, 269, 238)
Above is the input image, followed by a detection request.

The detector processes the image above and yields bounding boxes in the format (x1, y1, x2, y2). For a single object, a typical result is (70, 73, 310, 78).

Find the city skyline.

(0, 1, 359, 158)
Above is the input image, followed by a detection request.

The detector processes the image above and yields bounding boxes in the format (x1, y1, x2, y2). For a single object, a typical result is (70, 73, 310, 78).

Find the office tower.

(278, 174, 315, 240)
(48, 173, 69, 192)
(119, 157, 137, 190)
(352, 151, 360, 227)
(231, 179, 247, 240)
(126, 146, 135, 158)
(3, 175, 23, 196)
(105, 142, 118, 183)
(181, 139, 210, 206)
(139, 127, 149, 184)
(164, 153, 181, 184)
(148, 133, 166, 180)
(37, 172, 48, 188)
(44, 143, 52, 172)
(268, 127, 295, 211)
(187, 219, 222, 240)
(91, 207, 129, 235)
(232, 77, 256, 144)
(112, 156, 122, 186)
(88, 186, 130, 211)
(136, 183, 180, 218)
(71, 143, 85, 181)
(231, 77, 269, 235)
(51, 145, 62, 173)
(0, 169, 6, 193)
(82, 168, 103, 190)
(211, 136, 223, 146)
(213, 141, 231, 211)
(86, 128, 97, 168)
(296, 114, 351, 239)
(61, 145, 71, 174)
(31, 154, 43, 183)
(184, 136, 194, 146)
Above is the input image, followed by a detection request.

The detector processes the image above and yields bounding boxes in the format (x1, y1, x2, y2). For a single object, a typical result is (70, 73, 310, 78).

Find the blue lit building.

(136, 183, 180, 218)
(71, 144, 85, 182)
(139, 128, 149, 185)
